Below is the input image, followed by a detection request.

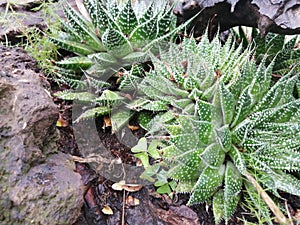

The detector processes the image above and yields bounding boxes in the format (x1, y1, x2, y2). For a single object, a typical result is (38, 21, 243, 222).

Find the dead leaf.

(122, 184, 143, 192)
(120, 92, 133, 101)
(112, 180, 126, 191)
(136, 159, 143, 166)
(103, 116, 112, 127)
(112, 181, 142, 192)
(293, 209, 300, 220)
(128, 125, 140, 131)
(102, 205, 113, 215)
(125, 196, 140, 206)
(56, 116, 68, 127)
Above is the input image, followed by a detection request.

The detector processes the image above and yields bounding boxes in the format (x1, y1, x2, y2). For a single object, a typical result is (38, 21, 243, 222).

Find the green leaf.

(200, 143, 225, 168)
(111, 109, 134, 132)
(188, 165, 225, 204)
(215, 125, 232, 152)
(55, 56, 93, 71)
(131, 137, 147, 153)
(63, 2, 103, 50)
(54, 90, 95, 102)
(269, 171, 300, 197)
(256, 149, 300, 171)
(83, 0, 109, 33)
(228, 146, 246, 175)
(96, 90, 124, 103)
(148, 140, 161, 159)
(175, 180, 196, 193)
(88, 52, 117, 68)
(224, 161, 242, 221)
(134, 152, 150, 168)
(102, 28, 132, 57)
(140, 164, 160, 182)
(48, 34, 95, 55)
(244, 181, 274, 225)
(219, 83, 235, 124)
(231, 86, 254, 128)
(213, 190, 225, 224)
(138, 112, 153, 130)
(74, 106, 110, 122)
(117, 0, 138, 35)
(167, 149, 204, 181)
(156, 183, 172, 195)
(197, 100, 213, 122)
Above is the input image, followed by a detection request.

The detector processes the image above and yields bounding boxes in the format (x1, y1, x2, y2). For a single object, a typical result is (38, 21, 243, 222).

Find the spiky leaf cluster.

(255, 32, 300, 75)
(51, 0, 199, 126)
(49, 0, 192, 87)
(232, 27, 300, 76)
(135, 34, 300, 223)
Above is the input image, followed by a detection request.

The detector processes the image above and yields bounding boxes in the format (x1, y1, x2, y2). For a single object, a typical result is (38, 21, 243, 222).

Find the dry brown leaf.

(136, 159, 143, 167)
(56, 116, 68, 127)
(125, 196, 140, 206)
(103, 116, 112, 127)
(128, 125, 140, 131)
(112, 181, 142, 192)
(112, 180, 126, 191)
(102, 205, 113, 215)
(122, 184, 143, 192)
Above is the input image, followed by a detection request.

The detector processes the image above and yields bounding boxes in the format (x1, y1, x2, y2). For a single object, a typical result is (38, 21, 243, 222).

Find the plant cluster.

(131, 34, 300, 224)
(49, 0, 196, 88)
(232, 27, 300, 76)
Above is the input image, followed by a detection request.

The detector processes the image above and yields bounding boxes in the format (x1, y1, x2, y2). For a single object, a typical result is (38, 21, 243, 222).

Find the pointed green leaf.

(48, 34, 95, 55)
(63, 2, 103, 50)
(102, 28, 132, 57)
(213, 190, 225, 224)
(224, 162, 242, 221)
(74, 106, 110, 122)
(215, 125, 232, 152)
(131, 137, 147, 153)
(219, 83, 235, 124)
(228, 146, 246, 175)
(188, 165, 225, 204)
(117, 0, 138, 34)
(54, 90, 95, 102)
(200, 143, 225, 168)
(111, 109, 134, 132)
(55, 56, 93, 71)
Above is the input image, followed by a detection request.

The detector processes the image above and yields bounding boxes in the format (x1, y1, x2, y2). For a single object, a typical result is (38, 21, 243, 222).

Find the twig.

(121, 190, 126, 225)
(245, 171, 292, 225)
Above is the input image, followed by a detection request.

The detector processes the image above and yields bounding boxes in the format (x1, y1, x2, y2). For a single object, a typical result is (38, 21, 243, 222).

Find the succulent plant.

(232, 27, 300, 76)
(52, 0, 199, 125)
(49, 0, 196, 87)
(131, 34, 300, 224)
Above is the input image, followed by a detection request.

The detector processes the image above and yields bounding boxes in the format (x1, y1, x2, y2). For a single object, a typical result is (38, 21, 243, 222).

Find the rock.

(0, 0, 66, 44)
(174, 0, 300, 37)
(0, 46, 83, 225)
